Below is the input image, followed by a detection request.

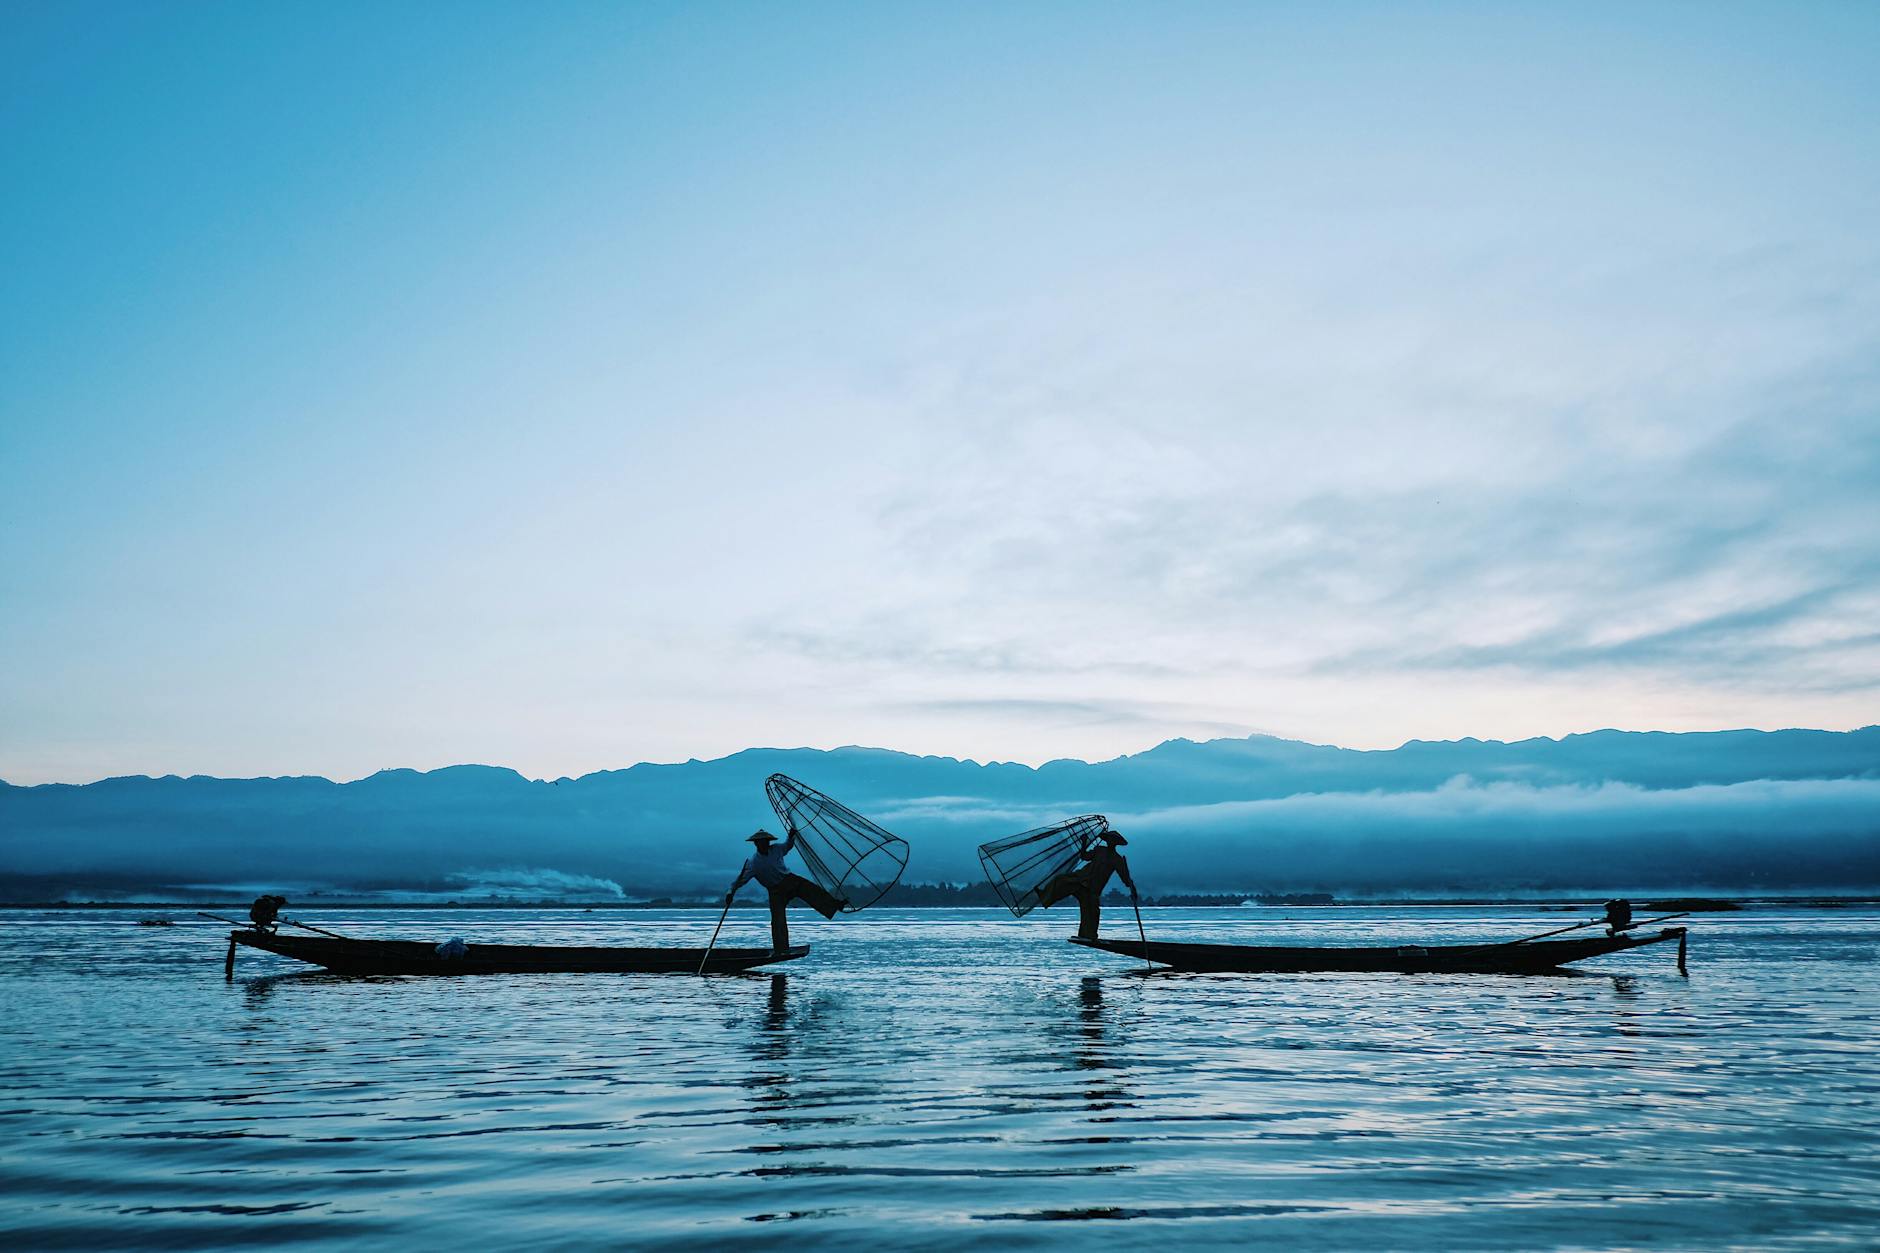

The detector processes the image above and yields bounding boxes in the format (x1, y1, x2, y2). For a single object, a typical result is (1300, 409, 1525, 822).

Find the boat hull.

(230, 930, 808, 975)
(1070, 927, 1687, 974)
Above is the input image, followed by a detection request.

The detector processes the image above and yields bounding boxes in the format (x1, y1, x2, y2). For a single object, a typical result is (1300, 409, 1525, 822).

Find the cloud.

(893, 697, 1249, 734)
(157, 867, 632, 904)
(872, 794, 1066, 827)
(1113, 776, 1880, 893)
(440, 868, 626, 901)
(727, 277, 1880, 759)
(7, 8, 1880, 783)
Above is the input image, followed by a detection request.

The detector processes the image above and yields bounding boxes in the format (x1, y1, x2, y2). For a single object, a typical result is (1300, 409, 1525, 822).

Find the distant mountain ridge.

(3, 728, 1877, 900)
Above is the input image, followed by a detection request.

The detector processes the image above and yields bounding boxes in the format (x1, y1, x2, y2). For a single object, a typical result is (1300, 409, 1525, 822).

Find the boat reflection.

(236, 968, 352, 1009)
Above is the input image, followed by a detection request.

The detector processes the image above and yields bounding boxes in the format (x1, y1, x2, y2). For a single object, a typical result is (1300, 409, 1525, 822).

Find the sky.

(3, 2, 1877, 785)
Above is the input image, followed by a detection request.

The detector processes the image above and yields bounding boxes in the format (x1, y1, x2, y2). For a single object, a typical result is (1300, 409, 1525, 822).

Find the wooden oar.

(282, 916, 352, 940)
(697, 887, 736, 975)
(195, 910, 352, 940)
(1622, 911, 1693, 930)
(1439, 911, 1695, 964)
(1445, 915, 1602, 957)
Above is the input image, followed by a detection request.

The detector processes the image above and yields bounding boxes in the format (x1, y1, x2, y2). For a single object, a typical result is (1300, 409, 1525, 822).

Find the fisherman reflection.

(739, 973, 796, 1126)
(1039, 828, 1137, 939)
(757, 973, 790, 1061)
(1064, 975, 1136, 1122)
(1076, 976, 1107, 1069)
(728, 827, 843, 953)
(737, 974, 857, 1139)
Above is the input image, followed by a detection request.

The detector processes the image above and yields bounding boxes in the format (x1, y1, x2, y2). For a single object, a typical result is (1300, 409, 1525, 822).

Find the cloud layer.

(1120, 776, 1880, 894)
(5, 731, 1874, 899)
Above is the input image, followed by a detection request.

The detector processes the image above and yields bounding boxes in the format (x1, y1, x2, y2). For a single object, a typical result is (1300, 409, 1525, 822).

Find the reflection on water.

(1, 906, 1878, 1249)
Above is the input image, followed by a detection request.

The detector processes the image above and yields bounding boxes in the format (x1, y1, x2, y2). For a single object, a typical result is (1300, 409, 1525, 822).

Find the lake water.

(2, 905, 1877, 1249)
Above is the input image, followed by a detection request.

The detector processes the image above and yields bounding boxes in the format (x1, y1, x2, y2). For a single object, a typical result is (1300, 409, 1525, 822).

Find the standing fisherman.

(728, 828, 844, 951)
(1039, 828, 1137, 939)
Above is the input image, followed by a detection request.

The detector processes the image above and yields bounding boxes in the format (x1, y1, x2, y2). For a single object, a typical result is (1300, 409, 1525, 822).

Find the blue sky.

(3, 2, 1877, 784)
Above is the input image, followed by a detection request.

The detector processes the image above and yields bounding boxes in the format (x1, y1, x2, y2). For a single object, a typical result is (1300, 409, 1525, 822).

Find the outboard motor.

(249, 894, 288, 932)
(1603, 898, 1633, 935)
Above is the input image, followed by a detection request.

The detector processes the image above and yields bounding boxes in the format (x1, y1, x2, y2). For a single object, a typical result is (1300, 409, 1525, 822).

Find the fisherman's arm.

(727, 858, 754, 901)
(1117, 855, 1138, 896)
(779, 827, 798, 856)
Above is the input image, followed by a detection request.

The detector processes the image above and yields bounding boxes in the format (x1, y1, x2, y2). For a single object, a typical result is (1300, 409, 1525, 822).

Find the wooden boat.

(1070, 925, 1688, 974)
(227, 928, 808, 976)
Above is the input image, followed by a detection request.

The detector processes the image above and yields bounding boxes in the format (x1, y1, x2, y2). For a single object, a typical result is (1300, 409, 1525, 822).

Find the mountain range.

(3, 728, 1877, 901)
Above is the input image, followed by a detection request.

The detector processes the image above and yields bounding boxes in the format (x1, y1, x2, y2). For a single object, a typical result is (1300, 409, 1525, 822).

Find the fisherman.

(1603, 898, 1634, 936)
(1039, 828, 1137, 940)
(728, 827, 844, 952)
(248, 894, 287, 932)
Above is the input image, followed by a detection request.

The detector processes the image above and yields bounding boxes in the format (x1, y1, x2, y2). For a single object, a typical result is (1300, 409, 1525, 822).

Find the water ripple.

(2, 905, 1878, 1249)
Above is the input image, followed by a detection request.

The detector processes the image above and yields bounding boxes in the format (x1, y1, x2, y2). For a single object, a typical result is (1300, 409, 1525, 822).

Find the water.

(2, 906, 1877, 1249)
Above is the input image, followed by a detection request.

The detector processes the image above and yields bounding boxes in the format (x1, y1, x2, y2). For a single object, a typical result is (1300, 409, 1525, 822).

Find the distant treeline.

(876, 883, 1336, 907)
(4, 882, 1336, 909)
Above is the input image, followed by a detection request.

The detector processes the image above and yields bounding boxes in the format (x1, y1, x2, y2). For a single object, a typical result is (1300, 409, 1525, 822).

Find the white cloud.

(1113, 776, 1880, 892)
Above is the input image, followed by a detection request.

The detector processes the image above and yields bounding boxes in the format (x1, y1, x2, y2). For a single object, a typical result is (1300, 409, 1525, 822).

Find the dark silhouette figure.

(248, 894, 287, 932)
(1604, 898, 1634, 935)
(1040, 829, 1137, 939)
(728, 828, 842, 951)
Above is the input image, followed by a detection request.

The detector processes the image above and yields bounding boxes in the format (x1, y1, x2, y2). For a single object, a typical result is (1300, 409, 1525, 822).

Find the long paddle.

(282, 915, 352, 940)
(196, 910, 352, 940)
(1439, 911, 1693, 964)
(1130, 891, 1152, 973)
(697, 887, 736, 975)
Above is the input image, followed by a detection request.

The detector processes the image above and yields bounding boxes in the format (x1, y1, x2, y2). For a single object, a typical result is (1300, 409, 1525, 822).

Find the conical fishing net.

(764, 774, 910, 912)
(978, 815, 1108, 917)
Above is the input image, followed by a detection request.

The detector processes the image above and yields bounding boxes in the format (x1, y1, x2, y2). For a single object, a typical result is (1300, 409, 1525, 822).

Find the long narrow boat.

(228, 928, 808, 976)
(1070, 926, 1688, 974)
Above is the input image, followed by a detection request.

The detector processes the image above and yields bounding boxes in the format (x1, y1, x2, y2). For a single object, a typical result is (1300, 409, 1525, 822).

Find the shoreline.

(4, 896, 1870, 911)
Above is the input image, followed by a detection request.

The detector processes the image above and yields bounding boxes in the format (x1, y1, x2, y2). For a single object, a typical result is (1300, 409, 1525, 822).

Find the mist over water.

(6, 730, 1878, 901)
(3, 906, 1877, 1248)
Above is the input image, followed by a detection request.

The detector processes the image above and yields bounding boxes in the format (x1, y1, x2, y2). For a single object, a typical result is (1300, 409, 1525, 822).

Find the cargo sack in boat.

(978, 815, 1108, 918)
(763, 774, 910, 912)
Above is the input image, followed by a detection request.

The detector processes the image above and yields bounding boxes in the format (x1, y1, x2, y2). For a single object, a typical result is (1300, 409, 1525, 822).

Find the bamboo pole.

(280, 916, 352, 940)
(697, 888, 736, 975)
(1130, 892, 1152, 973)
(1439, 911, 1694, 964)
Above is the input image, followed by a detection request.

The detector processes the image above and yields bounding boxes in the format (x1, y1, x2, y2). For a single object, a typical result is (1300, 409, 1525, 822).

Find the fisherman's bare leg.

(1040, 873, 1079, 910)
(784, 874, 844, 920)
(766, 875, 842, 950)
(1039, 872, 1099, 936)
